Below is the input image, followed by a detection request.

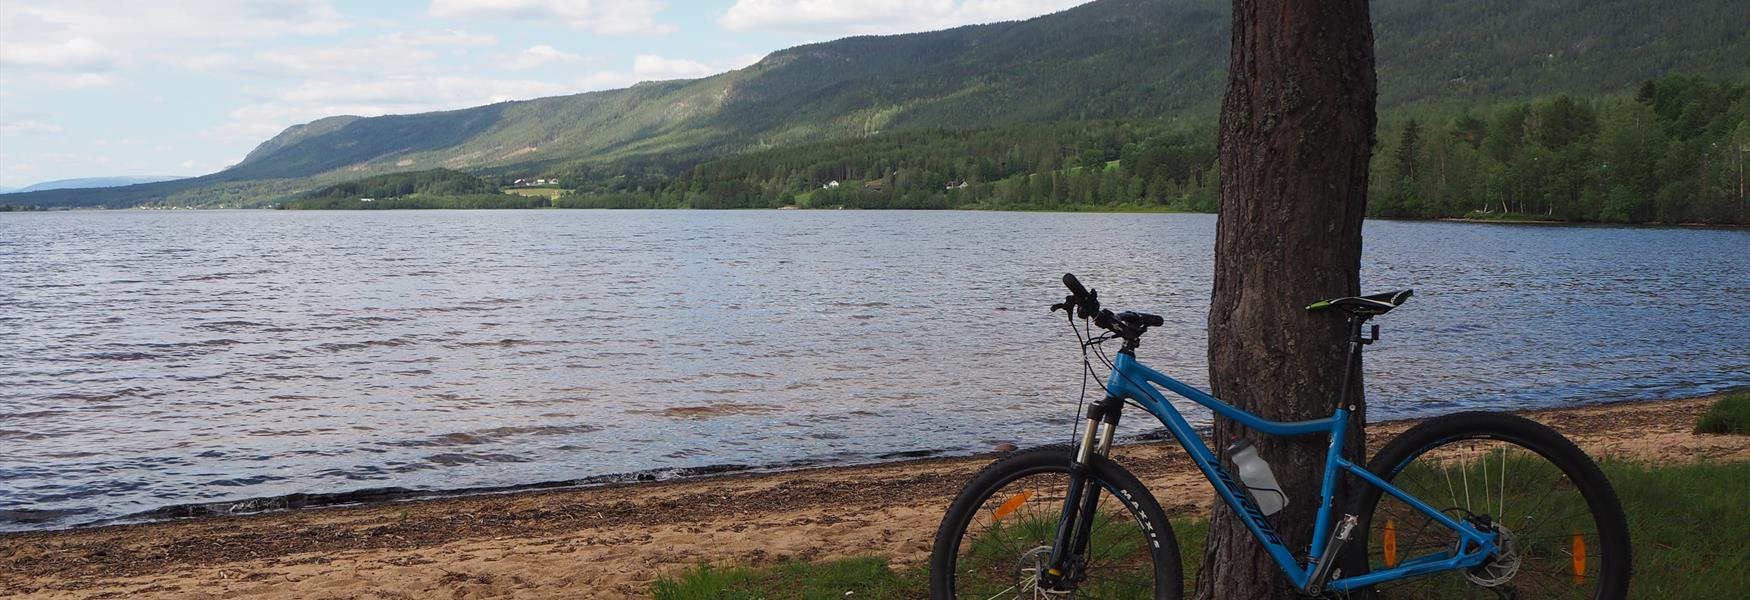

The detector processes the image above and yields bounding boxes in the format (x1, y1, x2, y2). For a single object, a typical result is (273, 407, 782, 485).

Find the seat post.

(1333, 314, 1367, 411)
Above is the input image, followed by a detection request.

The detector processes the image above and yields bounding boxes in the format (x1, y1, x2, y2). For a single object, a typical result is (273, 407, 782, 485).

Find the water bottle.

(1227, 439, 1287, 516)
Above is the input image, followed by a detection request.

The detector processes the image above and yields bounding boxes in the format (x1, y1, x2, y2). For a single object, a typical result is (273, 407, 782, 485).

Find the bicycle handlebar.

(1057, 273, 1162, 342)
(1062, 273, 1090, 297)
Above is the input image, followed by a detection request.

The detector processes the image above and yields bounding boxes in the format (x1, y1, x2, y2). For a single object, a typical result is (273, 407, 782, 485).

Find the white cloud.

(205, 76, 576, 142)
(719, 0, 1087, 35)
(0, 1, 355, 90)
(504, 44, 591, 70)
(0, 37, 121, 71)
(1, 72, 123, 90)
(570, 53, 760, 91)
(632, 55, 714, 79)
(429, 0, 675, 35)
(5, 1, 354, 44)
(0, 120, 63, 135)
(184, 30, 497, 77)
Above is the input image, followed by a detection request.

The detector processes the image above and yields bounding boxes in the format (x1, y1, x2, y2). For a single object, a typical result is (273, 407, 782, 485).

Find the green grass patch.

(1694, 392, 1750, 434)
(651, 518, 1206, 599)
(1612, 460, 1750, 599)
(503, 187, 566, 199)
(280, 194, 545, 210)
(653, 459, 1749, 599)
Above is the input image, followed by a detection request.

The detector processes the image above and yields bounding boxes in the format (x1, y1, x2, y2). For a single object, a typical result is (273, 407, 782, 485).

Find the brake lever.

(1076, 288, 1099, 320)
(1050, 288, 1100, 320)
(1050, 294, 1075, 314)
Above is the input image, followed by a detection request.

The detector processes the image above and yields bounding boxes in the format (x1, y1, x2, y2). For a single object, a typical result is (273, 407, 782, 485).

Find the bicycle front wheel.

(929, 445, 1182, 600)
(1343, 411, 1631, 599)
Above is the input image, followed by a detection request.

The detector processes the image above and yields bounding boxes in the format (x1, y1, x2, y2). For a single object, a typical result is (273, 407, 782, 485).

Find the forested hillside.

(301, 169, 496, 200)
(6, 0, 1749, 210)
(554, 75, 1748, 224)
(279, 168, 518, 209)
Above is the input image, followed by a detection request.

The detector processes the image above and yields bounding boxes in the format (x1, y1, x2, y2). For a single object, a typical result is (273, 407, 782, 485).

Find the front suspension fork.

(1043, 395, 1123, 586)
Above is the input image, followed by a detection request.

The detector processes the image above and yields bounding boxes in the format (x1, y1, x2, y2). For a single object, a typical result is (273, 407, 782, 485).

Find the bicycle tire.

(929, 445, 1183, 599)
(1338, 411, 1631, 599)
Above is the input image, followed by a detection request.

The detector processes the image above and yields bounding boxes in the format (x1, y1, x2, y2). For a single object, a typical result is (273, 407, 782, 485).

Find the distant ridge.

(11, 0, 1750, 209)
(9, 176, 189, 194)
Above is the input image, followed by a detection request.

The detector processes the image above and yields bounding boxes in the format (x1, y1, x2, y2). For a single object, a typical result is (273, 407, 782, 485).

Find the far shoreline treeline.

(265, 76, 1750, 225)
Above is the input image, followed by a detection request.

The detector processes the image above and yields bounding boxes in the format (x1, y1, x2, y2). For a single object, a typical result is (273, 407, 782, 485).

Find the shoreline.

(8, 207, 1748, 229)
(3, 393, 1747, 599)
(1433, 216, 1750, 229)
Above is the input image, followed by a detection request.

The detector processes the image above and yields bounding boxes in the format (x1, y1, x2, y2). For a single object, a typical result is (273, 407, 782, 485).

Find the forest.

(1372, 76, 1749, 223)
(280, 169, 520, 209)
(552, 75, 1748, 225)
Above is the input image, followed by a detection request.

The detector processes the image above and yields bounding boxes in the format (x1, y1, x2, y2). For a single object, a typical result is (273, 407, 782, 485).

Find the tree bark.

(1195, 1, 1375, 598)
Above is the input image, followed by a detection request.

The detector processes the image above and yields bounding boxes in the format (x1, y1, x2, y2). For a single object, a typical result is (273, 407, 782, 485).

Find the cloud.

(6, 1, 354, 43)
(0, 72, 123, 89)
(632, 55, 714, 79)
(571, 53, 761, 91)
(429, 0, 675, 35)
(0, 1, 356, 90)
(0, 120, 63, 135)
(183, 30, 497, 77)
(205, 76, 576, 142)
(0, 37, 121, 71)
(504, 44, 591, 70)
(719, 0, 1087, 35)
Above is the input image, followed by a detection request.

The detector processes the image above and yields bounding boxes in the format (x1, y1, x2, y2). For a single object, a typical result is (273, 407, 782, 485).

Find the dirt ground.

(3, 394, 1745, 599)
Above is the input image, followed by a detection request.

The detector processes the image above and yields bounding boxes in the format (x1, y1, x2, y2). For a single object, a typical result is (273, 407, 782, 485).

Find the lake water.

(1, 210, 1746, 531)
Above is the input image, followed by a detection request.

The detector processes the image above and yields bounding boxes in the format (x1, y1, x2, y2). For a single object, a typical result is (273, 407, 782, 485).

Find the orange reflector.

(1572, 532, 1587, 585)
(1383, 520, 1398, 568)
(992, 490, 1033, 523)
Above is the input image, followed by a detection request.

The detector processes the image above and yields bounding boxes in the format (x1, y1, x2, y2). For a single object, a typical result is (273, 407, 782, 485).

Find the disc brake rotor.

(1464, 525, 1523, 587)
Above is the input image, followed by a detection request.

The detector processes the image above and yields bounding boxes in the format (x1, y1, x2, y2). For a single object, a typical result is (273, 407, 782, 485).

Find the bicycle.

(929, 274, 1630, 599)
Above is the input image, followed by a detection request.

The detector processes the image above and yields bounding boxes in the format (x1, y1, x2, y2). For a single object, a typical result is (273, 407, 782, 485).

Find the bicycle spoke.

(1353, 430, 1620, 600)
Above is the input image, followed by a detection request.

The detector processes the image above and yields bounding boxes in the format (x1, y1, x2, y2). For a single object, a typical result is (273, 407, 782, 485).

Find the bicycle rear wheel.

(1341, 412, 1630, 599)
(929, 446, 1181, 600)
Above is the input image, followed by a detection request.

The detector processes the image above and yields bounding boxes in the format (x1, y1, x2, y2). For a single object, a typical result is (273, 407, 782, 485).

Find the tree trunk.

(1195, 1, 1376, 598)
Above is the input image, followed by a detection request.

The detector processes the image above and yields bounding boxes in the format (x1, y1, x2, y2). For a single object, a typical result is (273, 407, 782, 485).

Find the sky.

(0, 0, 1089, 189)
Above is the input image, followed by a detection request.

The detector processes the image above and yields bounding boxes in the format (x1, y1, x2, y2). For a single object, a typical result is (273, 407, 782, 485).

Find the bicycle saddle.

(1305, 289, 1413, 316)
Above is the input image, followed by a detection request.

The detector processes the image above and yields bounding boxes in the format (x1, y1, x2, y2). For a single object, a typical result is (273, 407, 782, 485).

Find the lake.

(1, 210, 1746, 531)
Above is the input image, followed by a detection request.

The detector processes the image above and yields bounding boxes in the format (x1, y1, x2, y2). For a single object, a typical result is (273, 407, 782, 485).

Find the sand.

(3, 394, 1746, 599)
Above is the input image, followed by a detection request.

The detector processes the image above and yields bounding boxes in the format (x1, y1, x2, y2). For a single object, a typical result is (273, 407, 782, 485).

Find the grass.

(652, 517, 1209, 600)
(1609, 460, 1750, 599)
(653, 460, 1750, 599)
(503, 187, 566, 199)
(1694, 392, 1750, 434)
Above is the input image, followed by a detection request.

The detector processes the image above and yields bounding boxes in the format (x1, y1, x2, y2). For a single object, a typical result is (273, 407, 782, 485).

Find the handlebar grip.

(1063, 273, 1089, 297)
(1141, 313, 1164, 327)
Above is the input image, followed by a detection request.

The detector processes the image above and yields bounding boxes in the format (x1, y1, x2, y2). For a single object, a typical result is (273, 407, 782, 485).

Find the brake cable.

(1067, 310, 1097, 445)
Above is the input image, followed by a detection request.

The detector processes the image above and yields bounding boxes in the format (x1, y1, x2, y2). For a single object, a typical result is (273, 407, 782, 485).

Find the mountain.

(9, 176, 187, 194)
(12, 0, 1750, 209)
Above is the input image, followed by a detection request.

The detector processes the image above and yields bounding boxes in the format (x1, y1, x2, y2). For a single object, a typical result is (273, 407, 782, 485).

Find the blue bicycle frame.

(1088, 351, 1500, 593)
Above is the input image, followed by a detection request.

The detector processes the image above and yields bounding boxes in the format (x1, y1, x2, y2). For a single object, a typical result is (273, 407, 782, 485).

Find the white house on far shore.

(822, 180, 840, 189)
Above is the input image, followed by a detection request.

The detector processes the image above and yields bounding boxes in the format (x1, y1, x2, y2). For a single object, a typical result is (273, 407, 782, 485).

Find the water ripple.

(0, 210, 1746, 531)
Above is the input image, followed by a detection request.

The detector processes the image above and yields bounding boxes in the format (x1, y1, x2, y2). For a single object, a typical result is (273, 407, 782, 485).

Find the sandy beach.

(3, 394, 1746, 599)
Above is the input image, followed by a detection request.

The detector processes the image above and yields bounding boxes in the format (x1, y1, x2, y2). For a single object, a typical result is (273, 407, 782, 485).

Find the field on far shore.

(3, 395, 1747, 599)
(503, 187, 565, 199)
